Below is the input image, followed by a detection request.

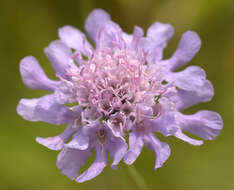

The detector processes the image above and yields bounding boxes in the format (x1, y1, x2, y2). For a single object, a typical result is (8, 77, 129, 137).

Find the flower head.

(17, 9, 223, 182)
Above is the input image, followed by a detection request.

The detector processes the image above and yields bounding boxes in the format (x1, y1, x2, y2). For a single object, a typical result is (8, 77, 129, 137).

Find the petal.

(44, 40, 74, 79)
(165, 66, 207, 91)
(34, 94, 76, 125)
(98, 21, 124, 49)
(56, 147, 92, 180)
(143, 22, 174, 62)
(17, 98, 40, 121)
(152, 112, 177, 136)
(65, 131, 89, 150)
(85, 9, 111, 45)
(124, 131, 144, 165)
(106, 113, 125, 139)
(130, 26, 144, 48)
(176, 111, 223, 140)
(36, 124, 77, 151)
(108, 137, 128, 169)
(17, 94, 75, 125)
(173, 80, 214, 110)
(167, 31, 201, 71)
(20, 56, 59, 91)
(143, 133, 171, 170)
(174, 130, 203, 146)
(54, 81, 76, 104)
(76, 147, 108, 183)
(58, 25, 92, 56)
(147, 22, 174, 45)
(122, 32, 133, 47)
(137, 103, 153, 116)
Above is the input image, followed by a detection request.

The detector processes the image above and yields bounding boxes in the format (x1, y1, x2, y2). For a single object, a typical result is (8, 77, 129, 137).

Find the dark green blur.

(0, 0, 233, 189)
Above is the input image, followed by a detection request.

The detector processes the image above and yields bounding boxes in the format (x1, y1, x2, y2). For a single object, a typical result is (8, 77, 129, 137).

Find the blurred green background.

(0, 0, 234, 189)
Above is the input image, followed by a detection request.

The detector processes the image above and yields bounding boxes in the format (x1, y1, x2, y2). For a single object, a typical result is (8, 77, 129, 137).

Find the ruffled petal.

(85, 9, 111, 45)
(108, 137, 128, 169)
(172, 80, 214, 110)
(54, 80, 77, 104)
(58, 25, 92, 57)
(165, 66, 207, 91)
(98, 21, 124, 49)
(17, 98, 40, 121)
(174, 130, 203, 146)
(122, 32, 133, 47)
(56, 147, 92, 180)
(65, 131, 89, 150)
(130, 26, 144, 48)
(44, 40, 74, 79)
(36, 124, 77, 150)
(152, 112, 177, 136)
(124, 131, 144, 165)
(17, 94, 75, 125)
(20, 56, 59, 91)
(176, 111, 223, 140)
(166, 31, 201, 71)
(76, 147, 108, 183)
(34, 94, 76, 125)
(147, 22, 174, 45)
(143, 133, 171, 170)
(143, 22, 174, 62)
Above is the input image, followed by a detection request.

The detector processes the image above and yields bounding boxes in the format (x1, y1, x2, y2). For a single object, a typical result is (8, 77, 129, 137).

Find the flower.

(17, 9, 223, 182)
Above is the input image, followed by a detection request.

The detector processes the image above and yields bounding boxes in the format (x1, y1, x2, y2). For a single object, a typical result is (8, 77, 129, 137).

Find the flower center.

(59, 46, 166, 132)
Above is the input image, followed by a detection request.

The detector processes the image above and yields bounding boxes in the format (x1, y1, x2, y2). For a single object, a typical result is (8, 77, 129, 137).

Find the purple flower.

(17, 9, 223, 182)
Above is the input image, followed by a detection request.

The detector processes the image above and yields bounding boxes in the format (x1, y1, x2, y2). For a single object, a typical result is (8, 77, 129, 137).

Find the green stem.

(125, 165, 149, 190)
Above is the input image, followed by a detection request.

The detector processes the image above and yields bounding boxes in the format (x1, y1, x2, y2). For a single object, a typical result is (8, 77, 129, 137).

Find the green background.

(0, 0, 233, 189)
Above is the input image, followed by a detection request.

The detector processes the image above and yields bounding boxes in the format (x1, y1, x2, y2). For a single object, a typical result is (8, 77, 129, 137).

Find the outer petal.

(17, 94, 75, 125)
(176, 111, 223, 140)
(85, 9, 111, 45)
(166, 31, 201, 71)
(173, 80, 214, 110)
(17, 98, 40, 121)
(122, 32, 133, 47)
(147, 22, 174, 45)
(130, 26, 144, 48)
(152, 112, 177, 136)
(65, 131, 89, 150)
(76, 147, 108, 183)
(58, 25, 92, 57)
(98, 21, 124, 49)
(44, 40, 74, 79)
(56, 147, 92, 180)
(20, 56, 59, 91)
(165, 66, 207, 91)
(143, 133, 170, 170)
(143, 22, 174, 62)
(108, 137, 128, 169)
(124, 131, 144, 165)
(34, 95, 76, 125)
(36, 124, 77, 151)
(174, 130, 203, 146)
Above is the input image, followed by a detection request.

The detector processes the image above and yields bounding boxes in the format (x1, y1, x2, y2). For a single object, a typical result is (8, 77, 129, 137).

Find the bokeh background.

(0, 0, 234, 189)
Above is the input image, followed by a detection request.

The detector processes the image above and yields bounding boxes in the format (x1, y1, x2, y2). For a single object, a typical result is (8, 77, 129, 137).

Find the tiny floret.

(17, 9, 223, 182)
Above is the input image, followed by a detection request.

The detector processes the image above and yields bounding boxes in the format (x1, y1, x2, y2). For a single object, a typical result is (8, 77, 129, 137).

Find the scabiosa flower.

(17, 9, 223, 182)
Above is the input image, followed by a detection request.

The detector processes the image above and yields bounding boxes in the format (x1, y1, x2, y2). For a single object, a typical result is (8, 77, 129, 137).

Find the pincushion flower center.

(69, 48, 156, 120)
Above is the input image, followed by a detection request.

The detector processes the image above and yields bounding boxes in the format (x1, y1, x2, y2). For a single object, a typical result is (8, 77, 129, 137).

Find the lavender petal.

(59, 25, 92, 57)
(124, 131, 144, 165)
(76, 147, 107, 183)
(44, 40, 74, 79)
(56, 147, 92, 180)
(85, 9, 111, 45)
(20, 56, 59, 91)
